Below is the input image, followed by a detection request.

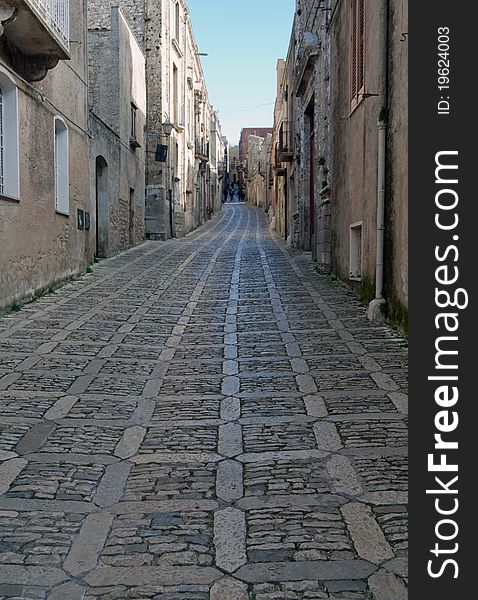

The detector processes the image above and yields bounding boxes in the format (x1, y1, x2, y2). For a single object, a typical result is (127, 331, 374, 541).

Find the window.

(131, 103, 137, 140)
(0, 68, 19, 199)
(54, 117, 69, 214)
(350, 0, 365, 111)
(349, 222, 363, 280)
(173, 64, 179, 125)
(175, 2, 180, 41)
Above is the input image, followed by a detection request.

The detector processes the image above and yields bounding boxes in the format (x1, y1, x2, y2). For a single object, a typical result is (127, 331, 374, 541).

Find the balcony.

(274, 145, 286, 177)
(195, 137, 209, 163)
(277, 121, 294, 162)
(0, 0, 70, 81)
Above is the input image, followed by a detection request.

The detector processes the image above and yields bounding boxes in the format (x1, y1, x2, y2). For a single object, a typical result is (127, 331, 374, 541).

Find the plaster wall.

(0, 0, 91, 311)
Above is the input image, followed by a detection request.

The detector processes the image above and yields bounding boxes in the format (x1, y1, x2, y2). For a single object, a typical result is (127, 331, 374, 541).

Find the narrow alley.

(0, 205, 407, 599)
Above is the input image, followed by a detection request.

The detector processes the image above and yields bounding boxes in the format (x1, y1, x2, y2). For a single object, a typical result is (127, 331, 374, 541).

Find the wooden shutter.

(350, 0, 366, 109)
(351, 0, 358, 102)
(358, 0, 365, 94)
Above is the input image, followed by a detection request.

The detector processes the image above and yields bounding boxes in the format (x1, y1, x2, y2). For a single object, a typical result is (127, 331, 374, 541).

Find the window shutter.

(351, 1, 358, 101)
(358, 0, 365, 93)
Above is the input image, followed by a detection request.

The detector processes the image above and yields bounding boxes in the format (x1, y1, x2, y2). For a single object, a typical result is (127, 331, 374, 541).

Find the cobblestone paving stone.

(0, 205, 408, 598)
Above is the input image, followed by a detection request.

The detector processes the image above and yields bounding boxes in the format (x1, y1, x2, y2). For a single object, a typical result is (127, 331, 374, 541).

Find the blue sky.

(187, 0, 296, 144)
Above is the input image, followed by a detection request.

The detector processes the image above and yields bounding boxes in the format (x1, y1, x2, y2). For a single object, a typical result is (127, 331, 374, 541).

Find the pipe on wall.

(368, 0, 390, 322)
(375, 120, 387, 299)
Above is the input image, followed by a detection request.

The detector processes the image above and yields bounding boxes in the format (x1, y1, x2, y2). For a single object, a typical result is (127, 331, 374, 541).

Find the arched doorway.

(95, 156, 108, 258)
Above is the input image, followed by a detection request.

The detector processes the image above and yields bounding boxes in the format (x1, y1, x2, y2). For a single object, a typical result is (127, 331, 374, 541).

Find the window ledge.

(172, 38, 183, 57)
(55, 210, 70, 217)
(349, 94, 365, 118)
(0, 193, 20, 204)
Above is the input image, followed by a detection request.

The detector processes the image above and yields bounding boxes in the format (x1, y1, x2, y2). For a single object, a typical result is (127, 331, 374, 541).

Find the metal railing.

(279, 121, 291, 153)
(277, 121, 294, 162)
(25, 0, 70, 52)
(195, 137, 209, 161)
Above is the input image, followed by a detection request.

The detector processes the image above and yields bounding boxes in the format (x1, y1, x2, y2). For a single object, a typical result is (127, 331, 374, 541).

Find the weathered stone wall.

(294, 1, 330, 257)
(0, 0, 92, 311)
(272, 0, 408, 322)
(88, 7, 146, 258)
(87, 27, 120, 135)
(88, 0, 146, 48)
(87, 0, 165, 239)
(330, 0, 408, 318)
(330, 0, 382, 288)
(272, 1, 330, 257)
(384, 0, 408, 316)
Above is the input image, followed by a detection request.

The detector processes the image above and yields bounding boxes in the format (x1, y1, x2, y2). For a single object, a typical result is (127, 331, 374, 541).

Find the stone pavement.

(0, 205, 408, 599)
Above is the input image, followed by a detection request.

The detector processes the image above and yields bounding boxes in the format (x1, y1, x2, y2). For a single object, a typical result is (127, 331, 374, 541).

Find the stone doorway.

(95, 156, 109, 258)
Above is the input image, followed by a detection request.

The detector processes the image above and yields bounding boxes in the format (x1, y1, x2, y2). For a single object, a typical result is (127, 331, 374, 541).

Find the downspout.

(367, 0, 389, 322)
(376, 118, 386, 299)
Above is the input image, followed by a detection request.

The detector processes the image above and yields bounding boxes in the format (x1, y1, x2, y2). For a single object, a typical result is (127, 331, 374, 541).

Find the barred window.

(350, 0, 365, 110)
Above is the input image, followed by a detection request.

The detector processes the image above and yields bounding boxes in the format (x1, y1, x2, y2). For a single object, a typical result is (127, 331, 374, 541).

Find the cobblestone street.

(0, 205, 408, 599)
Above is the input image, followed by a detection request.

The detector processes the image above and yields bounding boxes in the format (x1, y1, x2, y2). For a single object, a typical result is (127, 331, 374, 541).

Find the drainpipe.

(367, 0, 389, 323)
(375, 120, 386, 300)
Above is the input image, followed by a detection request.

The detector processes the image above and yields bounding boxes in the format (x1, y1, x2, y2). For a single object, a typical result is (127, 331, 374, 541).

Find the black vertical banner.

(410, 2, 476, 598)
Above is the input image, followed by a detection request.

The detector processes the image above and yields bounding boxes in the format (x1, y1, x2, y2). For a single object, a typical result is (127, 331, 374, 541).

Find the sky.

(187, 0, 296, 145)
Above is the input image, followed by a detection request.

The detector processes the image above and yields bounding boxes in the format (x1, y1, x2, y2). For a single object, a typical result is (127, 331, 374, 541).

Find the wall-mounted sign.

(85, 212, 91, 231)
(77, 209, 84, 230)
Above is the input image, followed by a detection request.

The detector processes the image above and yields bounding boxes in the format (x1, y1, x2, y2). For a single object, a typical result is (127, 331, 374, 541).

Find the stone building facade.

(239, 127, 272, 162)
(228, 145, 243, 189)
(271, 0, 408, 326)
(272, 1, 330, 258)
(271, 56, 298, 243)
(88, 0, 224, 240)
(0, 0, 92, 311)
(329, 0, 408, 324)
(210, 112, 226, 213)
(245, 133, 272, 212)
(88, 6, 146, 258)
